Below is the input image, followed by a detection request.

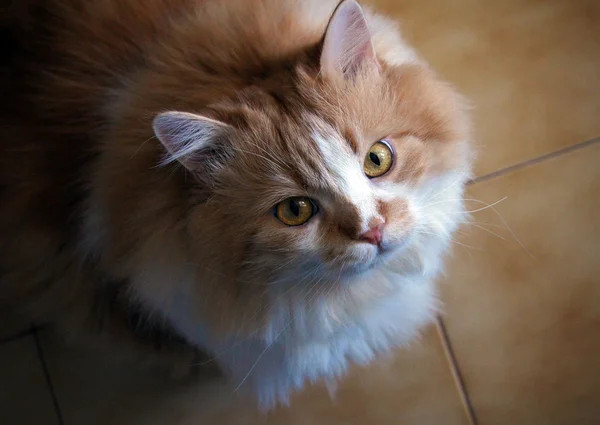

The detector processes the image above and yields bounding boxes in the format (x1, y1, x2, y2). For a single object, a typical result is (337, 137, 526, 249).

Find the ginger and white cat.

(0, 0, 472, 408)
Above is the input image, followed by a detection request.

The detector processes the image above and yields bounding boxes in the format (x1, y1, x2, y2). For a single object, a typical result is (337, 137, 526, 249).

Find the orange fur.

(0, 0, 472, 402)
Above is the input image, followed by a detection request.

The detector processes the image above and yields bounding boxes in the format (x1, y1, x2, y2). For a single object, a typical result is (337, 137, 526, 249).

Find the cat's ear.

(153, 111, 231, 171)
(320, 0, 379, 79)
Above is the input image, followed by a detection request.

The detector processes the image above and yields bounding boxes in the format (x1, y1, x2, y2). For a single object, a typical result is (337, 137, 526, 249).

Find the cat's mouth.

(346, 234, 414, 275)
(337, 246, 394, 276)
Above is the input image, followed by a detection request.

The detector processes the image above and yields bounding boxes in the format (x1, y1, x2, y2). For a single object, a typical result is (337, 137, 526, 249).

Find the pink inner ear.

(320, 0, 378, 78)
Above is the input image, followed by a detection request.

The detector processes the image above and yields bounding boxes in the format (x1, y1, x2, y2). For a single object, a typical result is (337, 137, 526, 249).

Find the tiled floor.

(2, 0, 600, 424)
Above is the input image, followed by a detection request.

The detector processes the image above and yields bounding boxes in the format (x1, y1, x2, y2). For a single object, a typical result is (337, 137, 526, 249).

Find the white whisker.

(233, 268, 326, 392)
(486, 203, 534, 258)
(131, 135, 157, 159)
(233, 320, 293, 392)
(232, 147, 287, 173)
(421, 172, 469, 204)
(417, 230, 483, 251)
(432, 197, 532, 258)
(459, 197, 507, 214)
(468, 222, 506, 241)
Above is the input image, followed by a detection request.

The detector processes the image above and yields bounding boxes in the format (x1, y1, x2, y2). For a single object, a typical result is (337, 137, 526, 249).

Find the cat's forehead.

(305, 116, 371, 199)
(223, 62, 469, 209)
(268, 112, 368, 197)
(225, 107, 371, 213)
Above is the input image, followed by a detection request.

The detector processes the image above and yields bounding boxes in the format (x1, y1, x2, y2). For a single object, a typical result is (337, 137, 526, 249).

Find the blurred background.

(1, 0, 599, 424)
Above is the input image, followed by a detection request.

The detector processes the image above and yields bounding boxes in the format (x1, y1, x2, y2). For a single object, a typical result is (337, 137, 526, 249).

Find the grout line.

(433, 138, 600, 423)
(468, 136, 600, 186)
(435, 315, 478, 425)
(0, 327, 35, 345)
(32, 327, 65, 425)
(0, 322, 49, 346)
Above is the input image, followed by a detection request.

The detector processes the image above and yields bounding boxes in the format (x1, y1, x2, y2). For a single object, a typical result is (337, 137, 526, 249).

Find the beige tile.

(439, 141, 600, 424)
(42, 324, 468, 425)
(0, 336, 60, 425)
(265, 325, 468, 425)
(367, 0, 600, 176)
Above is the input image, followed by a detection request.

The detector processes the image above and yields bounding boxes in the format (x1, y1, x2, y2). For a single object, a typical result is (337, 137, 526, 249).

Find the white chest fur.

(151, 266, 438, 409)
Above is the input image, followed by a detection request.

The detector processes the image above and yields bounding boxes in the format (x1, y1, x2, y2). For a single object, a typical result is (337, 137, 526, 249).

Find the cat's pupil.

(370, 152, 381, 166)
(290, 200, 300, 216)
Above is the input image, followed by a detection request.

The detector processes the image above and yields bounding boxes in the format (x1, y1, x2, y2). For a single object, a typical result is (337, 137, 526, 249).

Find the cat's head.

(147, 0, 472, 337)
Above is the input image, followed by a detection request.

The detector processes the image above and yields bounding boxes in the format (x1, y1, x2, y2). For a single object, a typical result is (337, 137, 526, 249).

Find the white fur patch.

(312, 123, 378, 233)
(228, 274, 437, 408)
(159, 266, 438, 409)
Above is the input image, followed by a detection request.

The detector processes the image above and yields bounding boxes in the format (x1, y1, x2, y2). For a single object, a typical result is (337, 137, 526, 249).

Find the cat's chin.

(334, 253, 382, 277)
(344, 235, 414, 276)
(338, 262, 377, 278)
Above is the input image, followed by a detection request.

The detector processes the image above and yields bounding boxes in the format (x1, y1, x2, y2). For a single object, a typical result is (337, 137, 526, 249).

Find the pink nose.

(360, 225, 384, 246)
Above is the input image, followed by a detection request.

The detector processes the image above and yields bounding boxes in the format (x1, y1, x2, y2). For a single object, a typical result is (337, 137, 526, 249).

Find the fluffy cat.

(0, 0, 472, 408)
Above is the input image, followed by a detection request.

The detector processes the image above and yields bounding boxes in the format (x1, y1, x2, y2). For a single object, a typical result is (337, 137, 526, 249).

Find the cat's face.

(150, 0, 471, 336)
(203, 100, 436, 283)
(155, 64, 469, 315)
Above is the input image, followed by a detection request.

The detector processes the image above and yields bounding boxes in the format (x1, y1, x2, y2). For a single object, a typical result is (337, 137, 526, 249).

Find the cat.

(0, 0, 472, 408)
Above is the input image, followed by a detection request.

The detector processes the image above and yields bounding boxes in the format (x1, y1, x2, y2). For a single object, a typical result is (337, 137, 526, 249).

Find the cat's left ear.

(153, 111, 232, 171)
(320, 0, 379, 79)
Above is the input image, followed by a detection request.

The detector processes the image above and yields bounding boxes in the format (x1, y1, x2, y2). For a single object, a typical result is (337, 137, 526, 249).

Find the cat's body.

(0, 0, 472, 407)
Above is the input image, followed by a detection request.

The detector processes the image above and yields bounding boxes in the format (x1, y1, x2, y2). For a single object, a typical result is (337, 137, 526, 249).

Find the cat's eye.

(275, 197, 315, 226)
(364, 140, 393, 178)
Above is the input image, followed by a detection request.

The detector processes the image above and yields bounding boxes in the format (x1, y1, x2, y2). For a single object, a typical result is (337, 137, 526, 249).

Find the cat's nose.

(360, 224, 384, 246)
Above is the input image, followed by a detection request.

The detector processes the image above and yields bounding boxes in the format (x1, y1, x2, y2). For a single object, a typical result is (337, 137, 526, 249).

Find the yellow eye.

(275, 197, 315, 226)
(364, 141, 393, 178)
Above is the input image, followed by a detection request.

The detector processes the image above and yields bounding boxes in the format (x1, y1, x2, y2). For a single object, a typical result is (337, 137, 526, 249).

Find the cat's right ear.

(152, 111, 232, 171)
